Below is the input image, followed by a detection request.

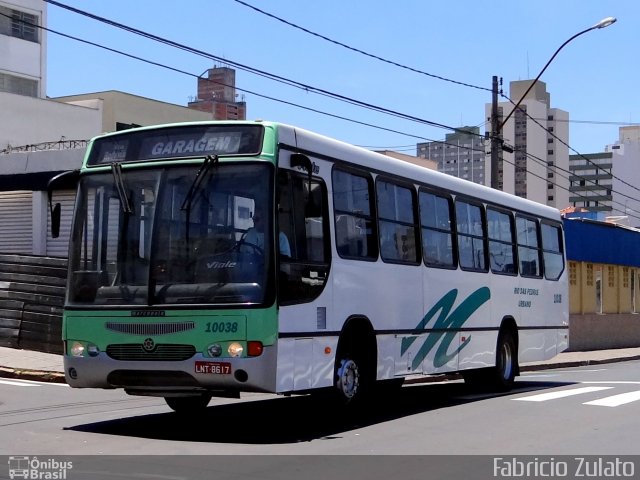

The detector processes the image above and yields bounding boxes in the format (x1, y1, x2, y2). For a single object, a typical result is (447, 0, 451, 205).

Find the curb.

(520, 354, 640, 372)
(0, 366, 66, 384)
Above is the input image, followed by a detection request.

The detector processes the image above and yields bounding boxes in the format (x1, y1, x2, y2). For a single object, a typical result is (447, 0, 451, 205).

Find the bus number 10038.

(205, 322, 238, 333)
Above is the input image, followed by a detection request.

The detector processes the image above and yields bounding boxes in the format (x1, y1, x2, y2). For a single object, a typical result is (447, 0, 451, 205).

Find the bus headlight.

(69, 341, 85, 357)
(69, 341, 99, 357)
(228, 342, 244, 357)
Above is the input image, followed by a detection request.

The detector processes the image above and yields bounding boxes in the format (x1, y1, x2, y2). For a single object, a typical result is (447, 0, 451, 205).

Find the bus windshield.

(68, 162, 274, 306)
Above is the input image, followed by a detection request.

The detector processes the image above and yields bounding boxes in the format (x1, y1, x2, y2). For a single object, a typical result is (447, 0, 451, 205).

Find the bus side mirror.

(46, 169, 80, 239)
(290, 152, 313, 198)
(51, 203, 61, 239)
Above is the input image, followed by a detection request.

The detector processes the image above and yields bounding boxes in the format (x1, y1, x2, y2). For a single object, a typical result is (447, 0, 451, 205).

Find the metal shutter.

(0, 191, 33, 254)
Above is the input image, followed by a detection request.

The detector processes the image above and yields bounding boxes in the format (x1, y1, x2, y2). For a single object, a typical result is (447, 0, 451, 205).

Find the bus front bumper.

(63, 346, 277, 395)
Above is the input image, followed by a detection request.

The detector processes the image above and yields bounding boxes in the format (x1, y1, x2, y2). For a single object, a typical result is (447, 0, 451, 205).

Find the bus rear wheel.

(165, 394, 211, 413)
(462, 330, 517, 391)
(490, 330, 517, 390)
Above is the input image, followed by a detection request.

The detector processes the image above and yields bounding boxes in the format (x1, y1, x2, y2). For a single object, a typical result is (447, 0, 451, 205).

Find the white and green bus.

(49, 120, 568, 411)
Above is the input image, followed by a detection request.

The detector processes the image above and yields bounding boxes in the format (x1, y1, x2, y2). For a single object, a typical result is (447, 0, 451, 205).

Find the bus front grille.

(106, 344, 196, 361)
(105, 321, 195, 336)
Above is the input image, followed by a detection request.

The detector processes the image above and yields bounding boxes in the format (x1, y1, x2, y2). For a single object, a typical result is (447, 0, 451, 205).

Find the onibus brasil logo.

(401, 287, 491, 370)
(8, 456, 73, 479)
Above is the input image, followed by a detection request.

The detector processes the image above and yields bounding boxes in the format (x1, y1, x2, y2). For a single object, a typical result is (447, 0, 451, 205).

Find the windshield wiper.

(180, 154, 218, 211)
(111, 162, 132, 213)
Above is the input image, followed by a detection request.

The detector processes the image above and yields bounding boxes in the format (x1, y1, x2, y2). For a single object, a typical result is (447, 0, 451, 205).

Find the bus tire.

(490, 329, 517, 390)
(165, 394, 211, 413)
(333, 327, 375, 405)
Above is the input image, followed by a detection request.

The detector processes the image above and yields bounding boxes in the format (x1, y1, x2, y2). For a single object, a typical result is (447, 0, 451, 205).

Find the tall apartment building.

(568, 151, 613, 213)
(485, 80, 569, 208)
(606, 126, 640, 227)
(416, 127, 485, 184)
(188, 66, 246, 120)
(0, 0, 46, 98)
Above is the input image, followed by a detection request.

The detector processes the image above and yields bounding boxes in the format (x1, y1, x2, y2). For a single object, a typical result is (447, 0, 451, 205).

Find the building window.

(0, 7, 39, 43)
(548, 138, 554, 144)
(547, 115, 554, 121)
(548, 149, 554, 155)
(0, 73, 38, 97)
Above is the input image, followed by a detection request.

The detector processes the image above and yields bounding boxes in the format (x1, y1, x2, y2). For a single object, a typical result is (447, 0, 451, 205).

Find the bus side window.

(542, 222, 564, 280)
(332, 168, 378, 260)
(516, 215, 542, 277)
(376, 179, 419, 265)
(487, 208, 517, 275)
(455, 200, 487, 272)
(419, 189, 456, 268)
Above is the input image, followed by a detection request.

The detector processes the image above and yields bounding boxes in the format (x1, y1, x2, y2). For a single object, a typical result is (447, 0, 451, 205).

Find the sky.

(45, 0, 640, 156)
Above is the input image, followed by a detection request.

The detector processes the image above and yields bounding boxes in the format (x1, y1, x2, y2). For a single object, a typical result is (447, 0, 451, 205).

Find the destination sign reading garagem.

(87, 124, 264, 165)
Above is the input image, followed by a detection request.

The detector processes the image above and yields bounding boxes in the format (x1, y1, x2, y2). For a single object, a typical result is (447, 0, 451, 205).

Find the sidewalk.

(2, 345, 640, 384)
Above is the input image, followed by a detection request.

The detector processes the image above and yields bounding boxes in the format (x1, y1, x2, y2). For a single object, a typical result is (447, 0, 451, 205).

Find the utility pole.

(490, 75, 501, 190)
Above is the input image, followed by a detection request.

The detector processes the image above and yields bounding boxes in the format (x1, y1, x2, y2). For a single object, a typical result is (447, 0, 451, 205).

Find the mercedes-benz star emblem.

(142, 338, 156, 352)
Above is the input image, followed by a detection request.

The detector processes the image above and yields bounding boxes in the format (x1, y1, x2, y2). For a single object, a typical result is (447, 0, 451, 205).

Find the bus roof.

(84, 120, 561, 222)
(273, 122, 561, 222)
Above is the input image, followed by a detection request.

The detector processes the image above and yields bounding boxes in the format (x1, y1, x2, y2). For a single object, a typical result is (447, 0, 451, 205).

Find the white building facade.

(0, 0, 46, 98)
(607, 126, 640, 228)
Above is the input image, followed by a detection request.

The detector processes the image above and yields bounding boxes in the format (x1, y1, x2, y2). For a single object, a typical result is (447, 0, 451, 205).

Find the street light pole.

(490, 16, 617, 190)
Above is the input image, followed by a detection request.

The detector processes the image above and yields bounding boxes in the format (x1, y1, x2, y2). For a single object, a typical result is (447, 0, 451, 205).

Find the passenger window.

(376, 180, 419, 264)
(332, 168, 378, 260)
(542, 223, 564, 280)
(419, 190, 455, 268)
(487, 208, 516, 275)
(455, 201, 487, 271)
(516, 216, 542, 277)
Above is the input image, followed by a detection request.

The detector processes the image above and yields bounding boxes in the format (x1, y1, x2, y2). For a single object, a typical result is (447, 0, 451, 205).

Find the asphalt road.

(1, 360, 639, 459)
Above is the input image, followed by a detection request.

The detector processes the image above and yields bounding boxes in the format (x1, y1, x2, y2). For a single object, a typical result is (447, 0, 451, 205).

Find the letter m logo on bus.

(401, 287, 491, 370)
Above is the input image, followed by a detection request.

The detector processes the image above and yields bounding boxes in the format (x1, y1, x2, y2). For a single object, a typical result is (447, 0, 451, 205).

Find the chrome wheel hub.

(336, 359, 359, 399)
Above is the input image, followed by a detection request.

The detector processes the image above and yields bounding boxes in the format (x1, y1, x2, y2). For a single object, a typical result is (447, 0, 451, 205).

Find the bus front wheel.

(165, 394, 211, 413)
(336, 357, 360, 400)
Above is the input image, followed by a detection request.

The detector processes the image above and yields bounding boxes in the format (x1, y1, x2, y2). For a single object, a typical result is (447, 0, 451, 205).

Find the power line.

(2, 11, 448, 146)
(44, 0, 483, 139)
(231, 0, 491, 93)
(17, 8, 640, 217)
(534, 118, 640, 126)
